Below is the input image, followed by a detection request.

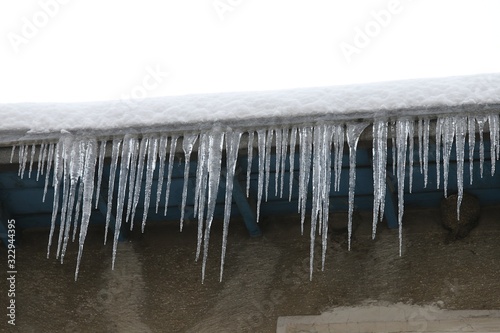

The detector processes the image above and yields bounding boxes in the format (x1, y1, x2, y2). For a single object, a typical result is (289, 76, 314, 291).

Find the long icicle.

(468, 117, 476, 184)
(75, 139, 97, 280)
(47, 141, 63, 258)
(346, 122, 369, 251)
(142, 135, 159, 230)
(298, 126, 313, 235)
(180, 133, 199, 231)
(372, 120, 388, 239)
(264, 129, 274, 202)
(246, 131, 254, 197)
(396, 119, 411, 256)
(43, 143, 55, 202)
(104, 139, 122, 245)
(279, 128, 289, 198)
(195, 133, 209, 261)
(422, 118, 430, 188)
(155, 135, 169, 213)
(219, 130, 242, 282)
(201, 130, 224, 283)
(163, 136, 178, 217)
(94, 140, 107, 209)
(256, 130, 266, 222)
(112, 135, 134, 269)
(125, 138, 140, 223)
(131, 137, 149, 230)
(288, 127, 297, 201)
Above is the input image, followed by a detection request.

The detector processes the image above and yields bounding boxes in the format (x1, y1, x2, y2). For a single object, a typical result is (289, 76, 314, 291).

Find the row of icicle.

(12, 113, 500, 281)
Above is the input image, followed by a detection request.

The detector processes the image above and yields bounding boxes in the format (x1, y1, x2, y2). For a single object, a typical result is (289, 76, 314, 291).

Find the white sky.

(1, 0, 499, 103)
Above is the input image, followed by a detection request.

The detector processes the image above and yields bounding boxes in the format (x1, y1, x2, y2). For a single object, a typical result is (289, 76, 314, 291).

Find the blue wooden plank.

(231, 174, 261, 237)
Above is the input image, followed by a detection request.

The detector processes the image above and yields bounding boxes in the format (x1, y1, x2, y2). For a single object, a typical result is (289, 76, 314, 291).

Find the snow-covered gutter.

(0, 73, 499, 144)
(0, 73, 499, 282)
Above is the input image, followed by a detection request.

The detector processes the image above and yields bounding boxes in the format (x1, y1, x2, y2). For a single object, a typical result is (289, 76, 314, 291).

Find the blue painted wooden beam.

(222, 165, 262, 237)
(233, 177, 262, 237)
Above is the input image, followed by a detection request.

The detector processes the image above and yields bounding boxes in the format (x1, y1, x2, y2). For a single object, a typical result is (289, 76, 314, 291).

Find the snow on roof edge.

(0, 73, 499, 139)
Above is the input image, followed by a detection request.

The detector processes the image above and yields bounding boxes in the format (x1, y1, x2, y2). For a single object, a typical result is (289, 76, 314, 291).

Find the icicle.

(36, 143, 45, 181)
(309, 126, 323, 279)
(442, 117, 456, 198)
(112, 136, 135, 269)
(155, 135, 169, 213)
(219, 130, 242, 281)
(195, 133, 209, 261)
(256, 130, 266, 222)
(194, 133, 209, 221)
(201, 130, 224, 283)
(309, 124, 334, 279)
(246, 131, 254, 197)
(435, 118, 443, 189)
(43, 144, 55, 202)
(320, 125, 333, 272)
(279, 128, 289, 198)
(60, 140, 84, 262)
(418, 119, 423, 174)
(488, 114, 499, 175)
(346, 122, 369, 251)
(18, 144, 29, 179)
(163, 136, 178, 216)
(125, 138, 140, 223)
(468, 117, 476, 185)
(72, 181, 84, 242)
(408, 121, 414, 193)
(274, 129, 282, 197)
(142, 136, 159, 230)
(391, 123, 396, 175)
(476, 116, 486, 178)
(17, 145, 24, 174)
(264, 129, 274, 202)
(47, 141, 64, 258)
(422, 118, 430, 188)
(75, 139, 97, 280)
(288, 127, 297, 201)
(455, 116, 467, 218)
(298, 126, 313, 235)
(180, 133, 198, 231)
(131, 137, 149, 230)
(104, 139, 122, 245)
(396, 119, 410, 256)
(333, 124, 344, 192)
(55, 138, 73, 259)
(94, 141, 107, 209)
(28, 143, 36, 179)
(10, 145, 16, 163)
(372, 120, 388, 239)
(67, 141, 87, 252)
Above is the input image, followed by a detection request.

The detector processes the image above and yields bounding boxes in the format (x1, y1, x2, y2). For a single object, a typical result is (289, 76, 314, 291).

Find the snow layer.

(1, 73, 500, 135)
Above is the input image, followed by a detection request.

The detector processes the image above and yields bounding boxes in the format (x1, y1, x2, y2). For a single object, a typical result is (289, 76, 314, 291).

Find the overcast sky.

(1, 0, 500, 103)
